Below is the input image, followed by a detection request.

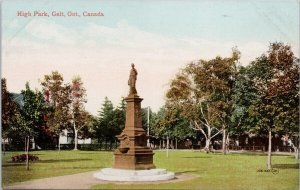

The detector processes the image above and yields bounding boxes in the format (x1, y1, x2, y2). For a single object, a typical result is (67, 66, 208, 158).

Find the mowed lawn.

(2, 150, 299, 190)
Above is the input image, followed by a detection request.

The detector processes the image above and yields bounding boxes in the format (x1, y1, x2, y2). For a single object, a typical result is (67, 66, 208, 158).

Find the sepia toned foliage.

(246, 43, 299, 166)
(2, 78, 19, 138)
(70, 76, 90, 150)
(41, 71, 72, 149)
(166, 49, 240, 152)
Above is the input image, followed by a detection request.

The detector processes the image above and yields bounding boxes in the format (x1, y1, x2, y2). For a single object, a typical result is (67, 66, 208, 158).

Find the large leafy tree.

(1, 78, 22, 152)
(1, 79, 15, 139)
(154, 105, 195, 139)
(41, 71, 72, 150)
(247, 43, 299, 168)
(166, 49, 239, 153)
(2, 82, 41, 169)
(152, 105, 197, 149)
(70, 76, 89, 150)
(21, 83, 47, 147)
(229, 66, 259, 145)
(21, 82, 47, 170)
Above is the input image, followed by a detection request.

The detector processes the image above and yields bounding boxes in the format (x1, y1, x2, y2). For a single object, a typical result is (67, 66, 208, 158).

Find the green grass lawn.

(2, 150, 299, 190)
(2, 150, 112, 186)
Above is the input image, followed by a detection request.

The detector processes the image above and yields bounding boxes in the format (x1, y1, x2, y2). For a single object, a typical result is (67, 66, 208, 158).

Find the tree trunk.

(26, 136, 29, 171)
(295, 147, 299, 159)
(32, 137, 35, 150)
(226, 133, 230, 153)
(159, 140, 162, 149)
(204, 138, 211, 153)
(58, 135, 61, 151)
(25, 137, 27, 154)
(297, 141, 300, 159)
(3, 139, 5, 155)
(175, 139, 178, 149)
(222, 129, 226, 154)
(204, 126, 212, 153)
(291, 142, 299, 159)
(297, 142, 300, 159)
(267, 129, 272, 169)
(166, 136, 169, 158)
(74, 128, 78, 150)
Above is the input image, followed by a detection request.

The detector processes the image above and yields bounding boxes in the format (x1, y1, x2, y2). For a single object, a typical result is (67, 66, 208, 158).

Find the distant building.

(59, 129, 91, 145)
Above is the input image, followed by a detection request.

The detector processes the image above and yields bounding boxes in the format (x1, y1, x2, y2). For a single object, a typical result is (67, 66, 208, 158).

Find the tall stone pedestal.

(114, 94, 155, 170)
(94, 64, 174, 182)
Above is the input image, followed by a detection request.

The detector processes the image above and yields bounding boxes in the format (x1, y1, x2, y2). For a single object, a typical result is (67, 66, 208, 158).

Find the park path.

(4, 170, 196, 189)
(4, 171, 100, 189)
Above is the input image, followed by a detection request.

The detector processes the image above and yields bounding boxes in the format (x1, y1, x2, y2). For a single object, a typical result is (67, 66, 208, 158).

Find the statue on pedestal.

(128, 63, 138, 95)
(94, 63, 174, 181)
(113, 63, 155, 170)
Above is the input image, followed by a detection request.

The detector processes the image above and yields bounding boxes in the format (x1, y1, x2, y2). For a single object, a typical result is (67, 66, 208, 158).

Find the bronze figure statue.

(128, 63, 138, 95)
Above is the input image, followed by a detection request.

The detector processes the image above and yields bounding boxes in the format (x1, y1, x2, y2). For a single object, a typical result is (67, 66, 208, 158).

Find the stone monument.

(113, 63, 155, 170)
(94, 64, 174, 181)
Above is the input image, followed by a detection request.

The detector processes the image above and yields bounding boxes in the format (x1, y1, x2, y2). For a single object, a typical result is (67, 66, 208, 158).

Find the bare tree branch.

(189, 121, 208, 140)
(211, 128, 224, 139)
(199, 103, 211, 127)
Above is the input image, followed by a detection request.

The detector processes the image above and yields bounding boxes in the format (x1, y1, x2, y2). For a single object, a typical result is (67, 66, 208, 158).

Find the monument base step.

(93, 168, 175, 182)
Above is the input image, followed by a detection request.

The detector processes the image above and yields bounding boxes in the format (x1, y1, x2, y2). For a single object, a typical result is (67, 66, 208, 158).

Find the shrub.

(11, 154, 39, 162)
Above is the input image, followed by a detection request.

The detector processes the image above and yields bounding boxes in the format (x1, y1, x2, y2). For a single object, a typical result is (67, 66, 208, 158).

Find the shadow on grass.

(2, 158, 93, 166)
(175, 170, 199, 174)
(2, 163, 27, 167)
(79, 151, 114, 153)
(183, 156, 212, 159)
(230, 152, 292, 157)
(37, 158, 92, 163)
(233, 153, 266, 156)
(60, 166, 100, 169)
(273, 163, 299, 169)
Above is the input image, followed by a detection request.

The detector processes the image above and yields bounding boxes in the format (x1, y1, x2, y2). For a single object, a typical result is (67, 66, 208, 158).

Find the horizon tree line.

(2, 42, 299, 170)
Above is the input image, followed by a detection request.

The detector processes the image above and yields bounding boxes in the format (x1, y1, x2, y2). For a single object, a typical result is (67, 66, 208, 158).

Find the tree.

(153, 105, 197, 149)
(21, 82, 47, 170)
(229, 66, 259, 149)
(166, 49, 239, 153)
(114, 98, 126, 133)
(93, 97, 126, 149)
(70, 76, 89, 150)
(267, 43, 299, 159)
(1, 78, 22, 153)
(2, 78, 12, 152)
(94, 97, 120, 149)
(2, 82, 41, 169)
(21, 83, 47, 145)
(247, 42, 299, 168)
(41, 71, 72, 150)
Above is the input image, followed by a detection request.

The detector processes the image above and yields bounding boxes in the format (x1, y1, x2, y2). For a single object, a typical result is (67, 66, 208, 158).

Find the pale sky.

(2, 0, 299, 115)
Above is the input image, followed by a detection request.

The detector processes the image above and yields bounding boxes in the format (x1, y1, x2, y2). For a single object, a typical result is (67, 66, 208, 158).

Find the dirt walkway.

(4, 170, 197, 189)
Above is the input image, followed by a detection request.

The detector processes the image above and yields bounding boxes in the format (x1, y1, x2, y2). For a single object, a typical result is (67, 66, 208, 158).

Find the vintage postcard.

(1, 0, 299, 189)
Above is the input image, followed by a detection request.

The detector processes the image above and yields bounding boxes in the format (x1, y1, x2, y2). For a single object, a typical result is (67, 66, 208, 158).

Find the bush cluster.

(11, 154, 39, 162)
